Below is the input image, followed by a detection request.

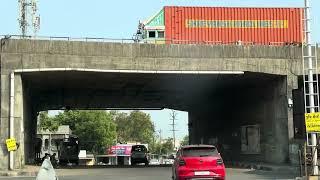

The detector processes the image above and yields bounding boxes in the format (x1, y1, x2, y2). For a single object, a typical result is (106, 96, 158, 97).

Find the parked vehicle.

(130, 145, 149, 165)
(172, 145, 225, 180)
(162, 158, 174, 165)
(149, 159, 160, 165)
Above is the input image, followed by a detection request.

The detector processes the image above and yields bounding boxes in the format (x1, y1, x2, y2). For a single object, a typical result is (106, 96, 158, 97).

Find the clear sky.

(0, 0, 319, 42)
(1, 0, 320, 141)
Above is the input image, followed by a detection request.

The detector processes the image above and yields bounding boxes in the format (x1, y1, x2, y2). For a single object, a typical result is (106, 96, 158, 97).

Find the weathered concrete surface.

(0, 39, 317, 170)
(0, 39, 310, 75)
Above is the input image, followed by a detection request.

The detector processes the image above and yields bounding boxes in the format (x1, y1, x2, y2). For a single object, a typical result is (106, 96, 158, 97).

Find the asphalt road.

(0, 167, 298, 180)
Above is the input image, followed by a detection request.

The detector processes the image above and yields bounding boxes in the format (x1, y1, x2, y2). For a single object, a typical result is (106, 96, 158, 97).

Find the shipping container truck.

(136, 6, 304, 45)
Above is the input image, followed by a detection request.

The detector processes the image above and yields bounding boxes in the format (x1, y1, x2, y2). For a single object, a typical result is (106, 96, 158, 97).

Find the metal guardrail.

(0, 35, 135, 43)
(0, 34, 305, 46)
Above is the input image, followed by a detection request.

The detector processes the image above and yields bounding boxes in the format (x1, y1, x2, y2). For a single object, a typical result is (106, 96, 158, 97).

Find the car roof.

(181, 144, 216, 149)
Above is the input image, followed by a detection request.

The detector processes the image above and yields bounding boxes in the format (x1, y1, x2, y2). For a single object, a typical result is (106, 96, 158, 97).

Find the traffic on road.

(0, 167, 298, 180)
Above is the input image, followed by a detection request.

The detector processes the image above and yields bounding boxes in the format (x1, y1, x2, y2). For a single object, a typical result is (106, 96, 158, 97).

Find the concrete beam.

(0, 39, 310, 76)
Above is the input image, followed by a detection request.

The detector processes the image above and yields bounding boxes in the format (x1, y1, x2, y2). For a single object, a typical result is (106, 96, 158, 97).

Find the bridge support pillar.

(0, 74, 25, 170)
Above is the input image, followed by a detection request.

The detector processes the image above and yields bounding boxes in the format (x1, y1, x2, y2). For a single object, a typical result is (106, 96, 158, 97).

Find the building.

(36, 125, 72, 161)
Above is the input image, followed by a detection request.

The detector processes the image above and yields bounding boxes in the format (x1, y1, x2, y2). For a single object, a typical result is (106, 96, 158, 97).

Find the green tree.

(72, 111, 117, 153)
(53, 110, 82, 130)
(38, 110, 156, 153)
(39, 110, 117, 154)
(113, 112, 130, 143)
(152, 138, 174, 155)
(127, 111, 155, 144)
(114, 110, 155, 144)
(38, 111, 59, 132)
(180, 135, 189, 146)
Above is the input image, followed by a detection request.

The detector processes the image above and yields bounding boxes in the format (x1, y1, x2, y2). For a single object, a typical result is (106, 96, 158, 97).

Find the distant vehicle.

(149, 159, 160, 165)
(168, 153, 176, 159)
(172, 145, 225, 180)
(131, 145, 149, 166)
(163, 158, 174, 165)
(162, 153, 175, 165)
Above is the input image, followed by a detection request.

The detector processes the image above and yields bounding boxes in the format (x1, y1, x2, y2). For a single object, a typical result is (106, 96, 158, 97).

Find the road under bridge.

(0, 38, 318, 170)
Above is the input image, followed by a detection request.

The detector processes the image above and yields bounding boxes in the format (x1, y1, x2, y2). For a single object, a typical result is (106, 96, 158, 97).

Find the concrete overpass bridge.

(0, 38, 318, 170)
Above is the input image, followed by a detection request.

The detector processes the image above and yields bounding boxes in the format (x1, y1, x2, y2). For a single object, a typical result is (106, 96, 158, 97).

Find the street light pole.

(304, 0, 318, 175)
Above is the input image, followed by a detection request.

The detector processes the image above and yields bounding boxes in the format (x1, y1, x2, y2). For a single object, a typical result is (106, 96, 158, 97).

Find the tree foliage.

(114, 110, 155, 144)
(39, 110, 117, 154)
(153, 138, 174, 155)
(38, 110, 185, 155)
(38, 111, 59, 132)
(112, 111, 129, 143)
(180, 135, 189, 146)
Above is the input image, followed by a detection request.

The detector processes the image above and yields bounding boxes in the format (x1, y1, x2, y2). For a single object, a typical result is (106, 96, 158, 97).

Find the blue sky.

(0, 0, 319, 42)
(1, 0, 319, 141)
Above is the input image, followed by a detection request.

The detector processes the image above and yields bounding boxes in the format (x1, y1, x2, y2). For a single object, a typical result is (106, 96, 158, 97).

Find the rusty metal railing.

(0, 34, 304, 46)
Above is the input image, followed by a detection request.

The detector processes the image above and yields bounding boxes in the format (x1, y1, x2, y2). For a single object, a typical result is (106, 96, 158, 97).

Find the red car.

(172, 145, 226, 180)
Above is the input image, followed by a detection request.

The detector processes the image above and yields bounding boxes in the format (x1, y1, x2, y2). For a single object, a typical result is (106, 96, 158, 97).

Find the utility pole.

(170, 110, 178, 150)
(158, 129, 162, 155)
(303, 0, 319, 175)
(152, 122, 156, 151)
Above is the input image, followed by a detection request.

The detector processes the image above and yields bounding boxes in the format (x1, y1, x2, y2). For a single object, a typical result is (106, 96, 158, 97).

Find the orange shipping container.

(162, 6, 304, 45)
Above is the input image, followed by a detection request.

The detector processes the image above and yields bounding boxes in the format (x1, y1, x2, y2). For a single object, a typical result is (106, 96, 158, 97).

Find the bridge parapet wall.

(1, 39, 312, 76)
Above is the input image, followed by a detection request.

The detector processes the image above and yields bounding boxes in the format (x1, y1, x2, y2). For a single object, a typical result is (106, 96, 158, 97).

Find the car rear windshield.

(132, 145, 147, 152)
(182, 147, 218, 157)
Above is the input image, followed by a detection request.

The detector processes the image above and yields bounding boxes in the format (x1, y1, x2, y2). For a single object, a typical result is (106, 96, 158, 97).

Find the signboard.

(305, 112, 320, 132)
(5, 138, 17, 152)
(107, 145, 132, 156)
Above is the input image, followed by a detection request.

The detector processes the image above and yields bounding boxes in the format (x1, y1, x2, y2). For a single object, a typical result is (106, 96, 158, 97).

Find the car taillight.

(217, 159, 223, 165)
(179, 159, 186, 166)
